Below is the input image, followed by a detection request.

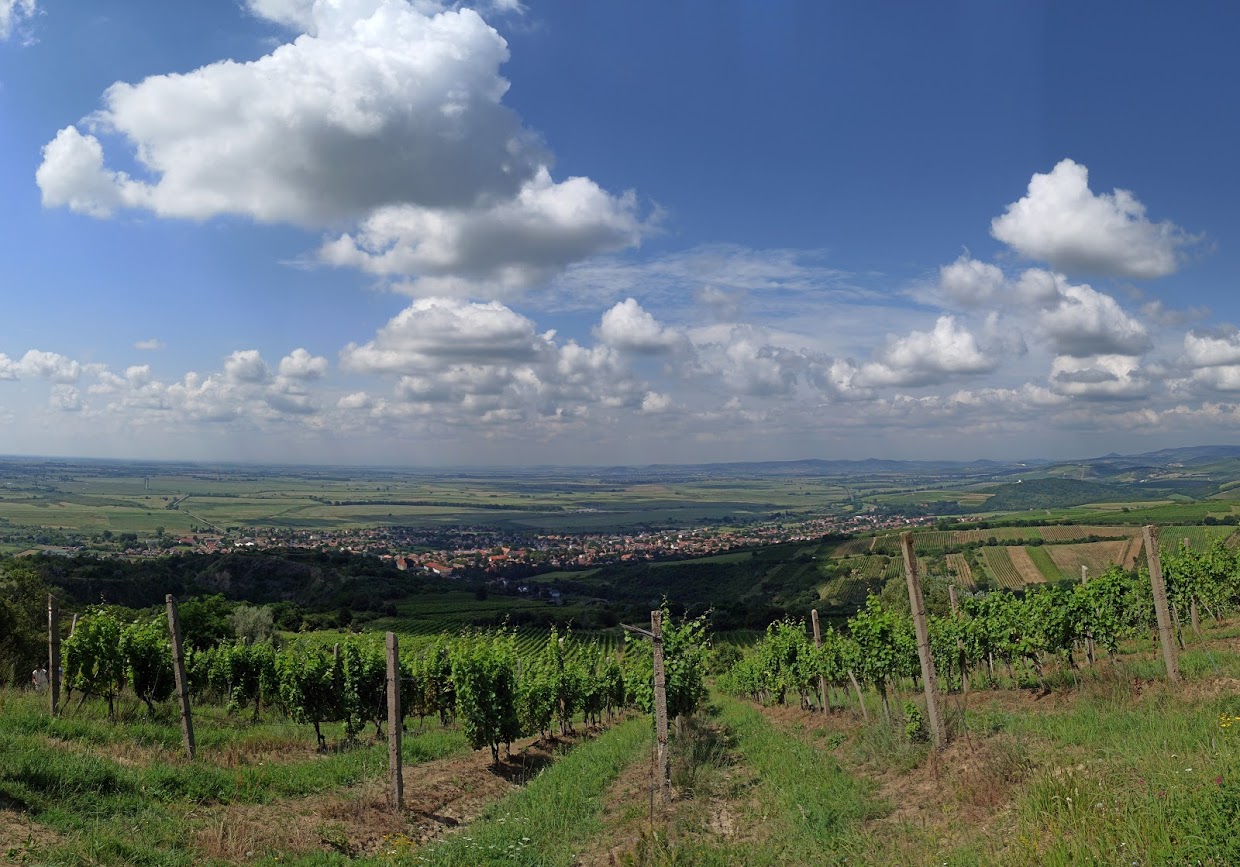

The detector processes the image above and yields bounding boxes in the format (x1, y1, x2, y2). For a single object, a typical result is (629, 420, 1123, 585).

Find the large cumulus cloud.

(36, 0, 648, 296)
(991, 158, 1197, 279)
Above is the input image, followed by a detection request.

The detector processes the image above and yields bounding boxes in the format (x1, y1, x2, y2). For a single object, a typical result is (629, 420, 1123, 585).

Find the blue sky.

(3, 0, 1240, 466)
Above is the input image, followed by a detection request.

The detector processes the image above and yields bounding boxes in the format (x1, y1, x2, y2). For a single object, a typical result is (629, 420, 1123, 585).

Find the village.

(12, 508, 937, 578)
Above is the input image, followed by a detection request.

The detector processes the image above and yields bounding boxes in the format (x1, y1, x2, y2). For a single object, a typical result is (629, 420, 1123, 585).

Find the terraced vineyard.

(831, 537, 873, 557)
(944, 552, 975, 588)
(1037, 524, 1134, 542)
(1170, 525, 1237, 550)
(845, 555, 889, 580)
(979, 545, 1023, 589)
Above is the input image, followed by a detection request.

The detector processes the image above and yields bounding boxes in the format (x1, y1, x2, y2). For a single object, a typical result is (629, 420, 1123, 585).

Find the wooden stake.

(48, 595, 60, 716)
(386, 632, 403, 811)
(848, 669, 869, 721)
(650, 609, 670, 805)
(165, 595, 196, 760)
(901, 533, 946, 749)
(1142, 526, 1181, 684)
(810, 609, 831, 712)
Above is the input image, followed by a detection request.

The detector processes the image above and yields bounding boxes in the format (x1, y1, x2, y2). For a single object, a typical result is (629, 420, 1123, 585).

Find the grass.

(0, 689, 470, 865)
(412, 717, 650, 866)
(1024, 545, 1062, 581)
(629, 696, 880, 866)
(994, 680, 1240, 865)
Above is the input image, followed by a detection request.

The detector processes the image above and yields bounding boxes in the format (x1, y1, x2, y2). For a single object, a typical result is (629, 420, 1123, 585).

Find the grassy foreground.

(0, 691, 469, 865)
(666, 639, 1240, 866)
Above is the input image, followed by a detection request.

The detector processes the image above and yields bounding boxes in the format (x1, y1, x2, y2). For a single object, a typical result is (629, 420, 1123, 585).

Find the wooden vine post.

(650, 609, 670, 805)
(847, 668, 869, 720)
(900, 533, 946, 749)
(48, 594, 60, 716)
(165, 595, 196, 760)
(810, 608, 831, 712)
(386, 632, 403, 812)
(1142, 526, 1182, 684)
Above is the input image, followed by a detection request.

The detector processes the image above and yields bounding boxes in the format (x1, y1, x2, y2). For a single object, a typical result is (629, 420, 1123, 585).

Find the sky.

(3, 1, 1240, 467)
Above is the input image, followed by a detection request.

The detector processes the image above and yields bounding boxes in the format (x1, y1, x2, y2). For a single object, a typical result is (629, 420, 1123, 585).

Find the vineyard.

(979, 545, 1023, 589)
(847, 524, 1148, 558)
(710, 535, 1240, 865)
(944, 552, 975, 588)
(4, 533, 1240, 864)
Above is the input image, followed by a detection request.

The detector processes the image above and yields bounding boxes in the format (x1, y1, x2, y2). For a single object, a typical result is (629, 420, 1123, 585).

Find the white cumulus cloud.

(223, 350, 272, 384)
(1049, 354, 1149, 400)
(857, 316, 998, 387)
(1183, 330, 1240, 368)
(278, 348, 329, 380)
(594, 298, 683, 354)
(1015, 269, 1150, 358)
(320, 168, 646, 295)
(991, 158, 1196, 279)
(938, 254, 1005, 306)
(37, 0, 647, 296)
(341, 298, 550, 375)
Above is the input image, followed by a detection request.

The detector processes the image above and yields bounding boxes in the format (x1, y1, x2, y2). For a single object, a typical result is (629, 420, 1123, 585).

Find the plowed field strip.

(1005, 547, 1046, 585)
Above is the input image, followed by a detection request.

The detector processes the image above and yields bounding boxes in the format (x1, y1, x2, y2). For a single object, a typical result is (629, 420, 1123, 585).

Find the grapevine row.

(722, 538, 1240, 718)
(61, 607, 710, 764)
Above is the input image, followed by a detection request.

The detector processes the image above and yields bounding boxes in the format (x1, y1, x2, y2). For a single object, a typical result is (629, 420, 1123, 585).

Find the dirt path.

(575, 717, 764, 867)
(189, 727, 602, 863)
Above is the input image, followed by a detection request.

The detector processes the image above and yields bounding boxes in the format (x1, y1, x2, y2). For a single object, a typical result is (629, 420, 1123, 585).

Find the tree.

(231, 604, 275, 645)
(0, 560, 51, 687)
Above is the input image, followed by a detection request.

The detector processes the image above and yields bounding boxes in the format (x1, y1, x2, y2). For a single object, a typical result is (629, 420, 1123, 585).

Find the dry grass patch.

(187, 727, 604, 863)
(1, 803, 62, 865)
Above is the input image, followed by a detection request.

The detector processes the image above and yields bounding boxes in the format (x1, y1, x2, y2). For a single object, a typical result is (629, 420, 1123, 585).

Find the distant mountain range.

(588, 445, 1240, 480)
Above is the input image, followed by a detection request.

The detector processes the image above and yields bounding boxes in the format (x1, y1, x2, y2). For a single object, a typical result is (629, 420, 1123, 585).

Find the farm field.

(1045, 540, 1127, 581)
(0, 459, 867, 536)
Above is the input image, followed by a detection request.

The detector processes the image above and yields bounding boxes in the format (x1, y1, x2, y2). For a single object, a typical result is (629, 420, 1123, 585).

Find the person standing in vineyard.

(31, 665, 48, 692)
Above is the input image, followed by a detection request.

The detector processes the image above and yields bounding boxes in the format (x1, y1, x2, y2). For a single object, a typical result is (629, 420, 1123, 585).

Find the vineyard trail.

(191, 726, 609, 861)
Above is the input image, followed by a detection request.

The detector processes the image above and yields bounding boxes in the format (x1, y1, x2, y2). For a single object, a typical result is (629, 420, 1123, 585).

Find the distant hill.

(980, 478, 1161, 511)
